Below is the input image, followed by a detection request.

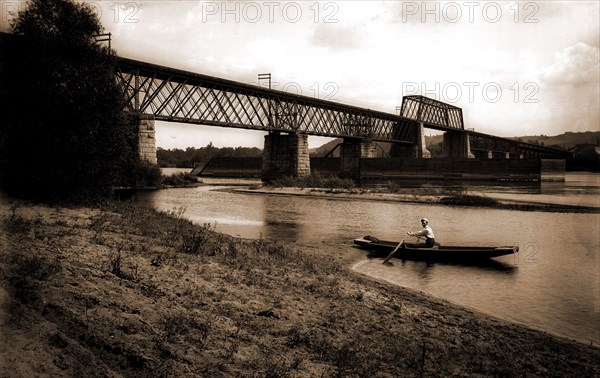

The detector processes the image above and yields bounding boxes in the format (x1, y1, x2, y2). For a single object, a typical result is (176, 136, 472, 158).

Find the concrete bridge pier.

(262, 132, 310, 181)
(339, 138, 376, 177)
(138, 116, 157, 164)
(442, 131, 474, 159)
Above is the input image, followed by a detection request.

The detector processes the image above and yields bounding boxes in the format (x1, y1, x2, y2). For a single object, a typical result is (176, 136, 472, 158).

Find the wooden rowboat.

(354, 236, 518, 262)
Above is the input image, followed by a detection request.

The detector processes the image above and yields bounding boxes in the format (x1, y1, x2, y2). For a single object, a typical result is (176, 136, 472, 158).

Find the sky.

(2, 0, 599, 149)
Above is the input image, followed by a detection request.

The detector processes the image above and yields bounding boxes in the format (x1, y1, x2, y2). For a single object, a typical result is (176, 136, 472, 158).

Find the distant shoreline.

(229, 186, 600, 214)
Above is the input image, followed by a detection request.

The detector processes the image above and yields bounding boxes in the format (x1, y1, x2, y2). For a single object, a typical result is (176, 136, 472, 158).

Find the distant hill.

(509, 132, 600, 149)
(310, 139, 340, 157)
(309, 131, 600, 157)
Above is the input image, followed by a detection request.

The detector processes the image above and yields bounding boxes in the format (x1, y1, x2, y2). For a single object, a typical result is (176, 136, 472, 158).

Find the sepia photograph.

(1, 1, 599, 376)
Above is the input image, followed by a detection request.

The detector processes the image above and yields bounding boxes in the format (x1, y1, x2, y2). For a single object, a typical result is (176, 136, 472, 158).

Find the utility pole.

(257, 73, 271, 89)
(94, 32, 112, 51)
(258, 73, 273, 130)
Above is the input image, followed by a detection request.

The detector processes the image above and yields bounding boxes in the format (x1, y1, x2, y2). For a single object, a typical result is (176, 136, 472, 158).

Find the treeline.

(158, 143, 262, 168)
(161, 133, 599, 170)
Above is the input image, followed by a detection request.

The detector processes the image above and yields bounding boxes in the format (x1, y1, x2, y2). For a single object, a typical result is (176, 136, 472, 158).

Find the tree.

(0, 0, 138, 202)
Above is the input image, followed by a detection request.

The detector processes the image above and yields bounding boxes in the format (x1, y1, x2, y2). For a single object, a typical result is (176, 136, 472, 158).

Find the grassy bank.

(1, 196, 599, 377)
(269, 173, 356, 190)
(160, 171, 201, 187)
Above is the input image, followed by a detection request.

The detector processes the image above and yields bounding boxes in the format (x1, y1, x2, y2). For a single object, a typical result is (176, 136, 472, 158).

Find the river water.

(141, 172, 600, 345)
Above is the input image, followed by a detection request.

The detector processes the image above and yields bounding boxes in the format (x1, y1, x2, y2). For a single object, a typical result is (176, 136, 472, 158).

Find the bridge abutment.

(262, 132, 310, 181)
(138, 116, 157, 164)
(442, 131, 475, 159)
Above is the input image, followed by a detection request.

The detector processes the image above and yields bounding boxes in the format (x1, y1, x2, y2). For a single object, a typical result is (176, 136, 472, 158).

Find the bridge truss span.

(400, 95, 464, 130)
(116, 57, 418, 144)
(469, 131, 571, 159)
(115, 57, 569, 160)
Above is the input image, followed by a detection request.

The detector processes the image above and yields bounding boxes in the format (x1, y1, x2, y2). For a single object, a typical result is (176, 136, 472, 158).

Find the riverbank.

(1, 196, 599, 377)
(233, 186, 600, 213)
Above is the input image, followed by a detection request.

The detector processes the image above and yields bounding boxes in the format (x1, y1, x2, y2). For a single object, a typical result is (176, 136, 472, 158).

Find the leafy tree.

(156, 145, 262, 168)
(0, 0, 138, 202)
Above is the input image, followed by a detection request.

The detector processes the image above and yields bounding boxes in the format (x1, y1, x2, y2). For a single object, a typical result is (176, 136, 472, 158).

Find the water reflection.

(366, 251, 518, 275)
(264, 219, 301, 241)
(361, 177, 544, 193)
(362, 175, 600, 198)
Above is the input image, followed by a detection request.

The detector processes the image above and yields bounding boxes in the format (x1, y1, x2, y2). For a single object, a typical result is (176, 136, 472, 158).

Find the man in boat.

(383, 218, 437, 264)
(407, 218, 436, 248)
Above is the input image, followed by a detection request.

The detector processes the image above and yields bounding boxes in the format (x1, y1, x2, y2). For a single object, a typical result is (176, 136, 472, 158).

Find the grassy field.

(1, 195, 599, 377)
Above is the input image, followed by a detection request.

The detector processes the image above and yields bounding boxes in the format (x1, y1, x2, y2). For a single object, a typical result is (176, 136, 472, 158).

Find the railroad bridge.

(116, 57, 568, 180)
(0, 31, 569, 181)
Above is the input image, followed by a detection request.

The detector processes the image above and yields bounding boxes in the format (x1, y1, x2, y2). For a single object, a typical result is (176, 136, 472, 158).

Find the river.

(141, 171, 600, 345)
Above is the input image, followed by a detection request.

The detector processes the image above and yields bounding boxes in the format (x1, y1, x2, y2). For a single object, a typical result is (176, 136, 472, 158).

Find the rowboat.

(354, 236, 518, 262)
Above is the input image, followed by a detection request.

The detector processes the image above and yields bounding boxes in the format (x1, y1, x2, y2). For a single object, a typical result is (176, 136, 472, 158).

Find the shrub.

(161, 172, 199, 187)
(133, 160, 162, 188)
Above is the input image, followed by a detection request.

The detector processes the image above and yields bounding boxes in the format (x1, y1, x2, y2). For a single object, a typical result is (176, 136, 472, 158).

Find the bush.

(133, 161, 162, 188)
(161, 172, 199, 187)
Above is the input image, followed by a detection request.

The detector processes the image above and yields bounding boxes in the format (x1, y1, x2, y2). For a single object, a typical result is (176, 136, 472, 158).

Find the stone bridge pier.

(138, 116, 158, 164)
(339, 138, 376, 177)
(262, 132, 310, 181)
(442, 131, 474, 159)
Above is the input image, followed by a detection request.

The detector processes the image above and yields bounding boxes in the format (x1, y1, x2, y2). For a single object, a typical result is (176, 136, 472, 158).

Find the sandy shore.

(1, 195, 599, 377)
(232, 186, 600, 213)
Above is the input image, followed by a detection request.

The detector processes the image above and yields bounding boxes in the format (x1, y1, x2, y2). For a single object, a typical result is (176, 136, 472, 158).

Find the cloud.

(309, 23, 364, 51)
(542, 42, 600, 86)
(527, 42, 600, 134)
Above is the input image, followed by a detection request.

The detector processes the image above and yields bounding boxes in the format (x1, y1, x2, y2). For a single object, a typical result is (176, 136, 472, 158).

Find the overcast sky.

(2, 1, 599, 149)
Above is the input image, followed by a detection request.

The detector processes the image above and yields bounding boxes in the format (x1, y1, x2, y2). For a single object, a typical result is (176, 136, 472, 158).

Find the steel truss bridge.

(116, 57, 569, 159)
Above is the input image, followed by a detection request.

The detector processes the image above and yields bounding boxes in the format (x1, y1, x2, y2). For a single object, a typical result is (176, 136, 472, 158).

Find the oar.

(383, 238, 404, 264)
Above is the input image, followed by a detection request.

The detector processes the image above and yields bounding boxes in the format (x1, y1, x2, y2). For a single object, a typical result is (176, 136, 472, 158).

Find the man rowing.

(383, 218, 436, 264)
(407, 218, 436, 248)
